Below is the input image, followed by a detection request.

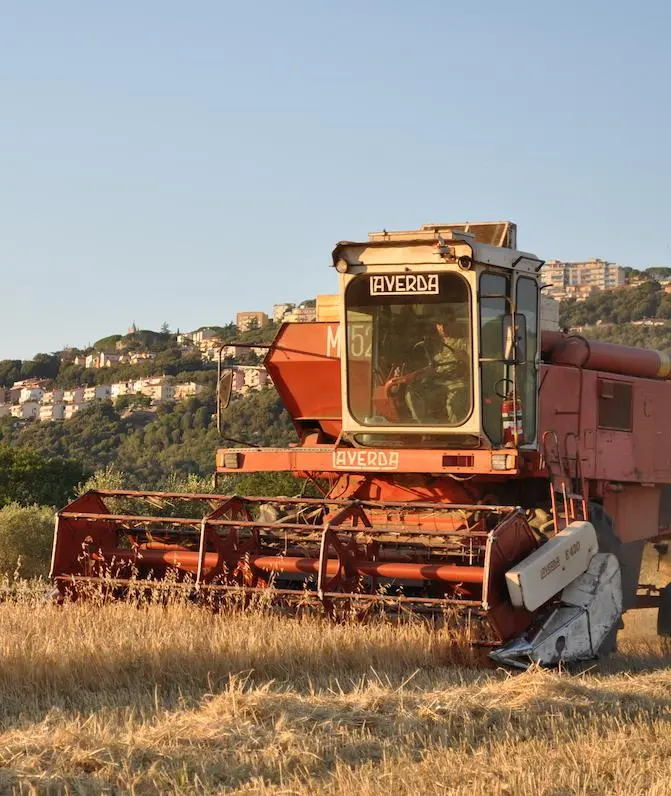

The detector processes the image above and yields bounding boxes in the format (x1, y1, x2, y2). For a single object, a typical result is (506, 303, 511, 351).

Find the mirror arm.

(216, 344, 225, 434)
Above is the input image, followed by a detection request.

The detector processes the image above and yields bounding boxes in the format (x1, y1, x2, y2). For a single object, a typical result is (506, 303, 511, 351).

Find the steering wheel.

(494, 377, 514, 400)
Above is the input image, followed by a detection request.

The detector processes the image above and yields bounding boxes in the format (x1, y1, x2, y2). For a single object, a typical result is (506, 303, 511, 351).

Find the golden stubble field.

(0, 552, 670, 796)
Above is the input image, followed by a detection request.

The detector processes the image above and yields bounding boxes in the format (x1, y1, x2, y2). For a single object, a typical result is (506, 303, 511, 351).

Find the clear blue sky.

(2, 0, 670, 359)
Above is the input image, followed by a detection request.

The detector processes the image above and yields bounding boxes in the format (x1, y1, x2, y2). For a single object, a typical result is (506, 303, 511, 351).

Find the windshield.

(345, 272, 472, 427)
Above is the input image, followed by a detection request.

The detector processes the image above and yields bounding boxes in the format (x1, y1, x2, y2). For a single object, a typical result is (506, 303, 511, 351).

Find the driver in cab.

(405, 312, 470, 424)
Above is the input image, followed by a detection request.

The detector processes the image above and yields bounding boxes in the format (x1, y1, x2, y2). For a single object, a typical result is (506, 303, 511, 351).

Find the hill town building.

(541, 259, 625, 300)
(236, 311, 269, 331)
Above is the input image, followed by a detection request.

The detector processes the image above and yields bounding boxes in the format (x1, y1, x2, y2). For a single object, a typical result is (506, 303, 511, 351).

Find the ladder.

(542, 430, 587, 530)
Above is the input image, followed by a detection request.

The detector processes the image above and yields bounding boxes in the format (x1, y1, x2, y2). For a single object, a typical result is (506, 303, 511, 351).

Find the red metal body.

(550, 335, 671, 380)
(221, 323, 671, 586)
(51, 320, 671, 637)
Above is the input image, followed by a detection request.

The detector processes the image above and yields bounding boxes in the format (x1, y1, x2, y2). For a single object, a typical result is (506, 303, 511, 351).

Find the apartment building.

(205, 343, 268, 363)
(99, 352, 122, 367)
(11, 402, 39, 420)
(19, 386, 44, 403)
(236, 311, 269, 331)
(12, 379, 48, 390)
(198, 337, 222, 357)
(42, 389, 64, 404)
(172, 382, 203, 400)
(541, 259, 625, 299)
(230, 366, 269, 395)
(62, 387, 85, 404)
(191, 328, 218, 345)
(125, 377, 172, 403)
(128, 351, 155, 364)
(39, 403, 65, 422)
(13, 379, 48, 404)
(111, 382, 132, 398)
(284, 304, 317, 323)
(140, 382, 174, 402)
(84, 385, 112, 401)
(273, 303, 294, 322)
(273, 299, 327, 323)
(71, 349, 158, 369)
(64, 404, 82, 420)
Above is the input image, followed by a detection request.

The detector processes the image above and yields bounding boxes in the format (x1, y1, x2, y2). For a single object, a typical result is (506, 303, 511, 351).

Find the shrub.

(0, 503, 54, 578)
(0, 444, 85, 508)
(76, 465, 128, 495)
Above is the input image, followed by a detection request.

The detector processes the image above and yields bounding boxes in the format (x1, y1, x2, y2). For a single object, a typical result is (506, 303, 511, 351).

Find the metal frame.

(52, 490, 538, 641)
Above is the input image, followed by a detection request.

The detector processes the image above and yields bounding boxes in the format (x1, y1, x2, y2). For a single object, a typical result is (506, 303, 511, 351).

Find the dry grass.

(0, 575, 669, 794)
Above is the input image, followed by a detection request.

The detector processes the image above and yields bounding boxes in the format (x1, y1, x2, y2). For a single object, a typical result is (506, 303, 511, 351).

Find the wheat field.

(0, 571, 669, 795)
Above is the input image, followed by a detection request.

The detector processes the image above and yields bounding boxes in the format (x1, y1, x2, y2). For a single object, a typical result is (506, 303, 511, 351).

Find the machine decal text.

(333, 450, 400, 470)
(370, 274, 439, 296)
(540, 557, 561, 580)
(565, 541, 580, 560)
(326, 325, 340, 358)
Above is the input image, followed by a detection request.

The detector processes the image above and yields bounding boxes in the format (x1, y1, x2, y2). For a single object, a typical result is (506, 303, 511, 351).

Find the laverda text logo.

(370, 274, 439, 296)
(333, 450, 400, 471)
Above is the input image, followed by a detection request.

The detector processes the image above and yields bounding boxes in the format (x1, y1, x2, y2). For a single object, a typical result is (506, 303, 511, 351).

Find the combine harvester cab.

(54, 220, 671, 667)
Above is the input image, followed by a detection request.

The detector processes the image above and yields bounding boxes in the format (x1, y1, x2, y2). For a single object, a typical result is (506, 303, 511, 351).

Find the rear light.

(223, 452, 241, 469)
(491, 453, 516, 471)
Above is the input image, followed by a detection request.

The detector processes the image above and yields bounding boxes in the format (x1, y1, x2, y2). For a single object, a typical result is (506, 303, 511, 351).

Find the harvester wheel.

(588, 502, 632, 655)
(657, 584, 671, 637)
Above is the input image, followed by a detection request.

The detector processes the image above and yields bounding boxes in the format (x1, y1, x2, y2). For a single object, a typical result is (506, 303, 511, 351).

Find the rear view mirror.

(218, 370, 233, 410)
(216, 370, 233, 432)
(502, 314, 527, 364)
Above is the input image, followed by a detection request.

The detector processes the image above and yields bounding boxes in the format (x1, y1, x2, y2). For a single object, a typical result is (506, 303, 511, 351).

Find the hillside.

(560, 279, 671, 340)
(0, 389, 296, 490)
(0, 322, 280, 391)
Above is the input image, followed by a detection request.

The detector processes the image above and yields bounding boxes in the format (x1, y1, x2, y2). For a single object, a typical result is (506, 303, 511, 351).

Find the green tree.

(560, 281, 664, 328)
(0, 503, 54, 577)
(0, 445, 85, 507)
(0, 360, 22, 388)
(77, 464, 128, 494)
(94, 334, 122, 351)
(26, 353, 60, 380)
(115, 393, 152, 413)
(645, 267, 671, 280)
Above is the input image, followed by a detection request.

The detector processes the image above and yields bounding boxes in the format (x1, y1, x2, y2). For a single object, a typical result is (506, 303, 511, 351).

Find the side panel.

(265, 322, 342, 438)
(604, 485, 661, 544)
(51, 492, 117, 578)
(594, 375, 671, 484)
(595, 430, 636, 481)
(540, 365, 671, 487)
(538, 363, 585, 467)
(634, 379, 671, 479)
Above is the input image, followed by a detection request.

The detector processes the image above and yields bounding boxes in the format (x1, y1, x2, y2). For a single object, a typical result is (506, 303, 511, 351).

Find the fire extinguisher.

(502, 397, 524, 447)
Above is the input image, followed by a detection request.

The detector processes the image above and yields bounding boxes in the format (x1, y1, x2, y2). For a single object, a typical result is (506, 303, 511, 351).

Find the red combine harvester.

(51, 222, 671, 666)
